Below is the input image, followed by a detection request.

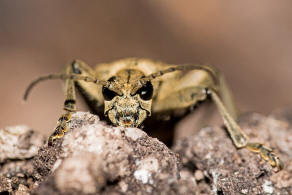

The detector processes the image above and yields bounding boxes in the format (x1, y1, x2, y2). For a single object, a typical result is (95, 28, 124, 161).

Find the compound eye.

(136, 81, 153, 100)
(102, 86, 118, 101)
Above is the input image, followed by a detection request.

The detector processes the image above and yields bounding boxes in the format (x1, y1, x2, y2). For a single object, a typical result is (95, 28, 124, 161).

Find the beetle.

(24, 58, 282, 170)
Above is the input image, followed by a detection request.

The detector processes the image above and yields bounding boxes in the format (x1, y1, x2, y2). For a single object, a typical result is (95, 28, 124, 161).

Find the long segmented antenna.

(142, 64, 219, 84)
(23, 73, 108, 101)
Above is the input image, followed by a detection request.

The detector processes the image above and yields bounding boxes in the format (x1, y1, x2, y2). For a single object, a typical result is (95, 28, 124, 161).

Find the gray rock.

(34, 112, 186, 195)
(0, 125, 45, 194)
(0, 125, 44, 162)
(173, 113, 292, 194)
(1, 111, 292, 194)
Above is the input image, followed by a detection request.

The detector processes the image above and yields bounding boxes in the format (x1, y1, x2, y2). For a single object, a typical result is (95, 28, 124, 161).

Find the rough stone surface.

(0, 125, 45, 194)
(173, 112, 292, 194)
(1, 111, 292, 194)
(0, 125, 44, 163)
(33, 112, 185, 195)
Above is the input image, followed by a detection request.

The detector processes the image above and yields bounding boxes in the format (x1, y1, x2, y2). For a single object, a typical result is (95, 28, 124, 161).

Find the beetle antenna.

(143, 64, 219, 84)
(23, 73, 108, 101)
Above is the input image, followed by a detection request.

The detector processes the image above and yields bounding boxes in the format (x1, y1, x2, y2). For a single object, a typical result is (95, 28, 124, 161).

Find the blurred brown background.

(0, 1, 291, 136)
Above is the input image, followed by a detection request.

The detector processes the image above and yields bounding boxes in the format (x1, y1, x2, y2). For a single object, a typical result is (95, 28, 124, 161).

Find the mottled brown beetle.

(24, 58, 282, 170)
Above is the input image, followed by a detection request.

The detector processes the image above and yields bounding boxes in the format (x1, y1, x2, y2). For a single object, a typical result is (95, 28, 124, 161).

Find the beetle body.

(24, 58, 282, 170)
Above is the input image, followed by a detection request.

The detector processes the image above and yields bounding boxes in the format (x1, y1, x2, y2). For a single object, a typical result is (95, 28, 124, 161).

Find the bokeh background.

(1, 1, 292, 136)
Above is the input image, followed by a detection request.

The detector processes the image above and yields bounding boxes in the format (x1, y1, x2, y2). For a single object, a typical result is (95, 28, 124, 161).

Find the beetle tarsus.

(246, 142, 283, 171)
(48, 113, 72, 146)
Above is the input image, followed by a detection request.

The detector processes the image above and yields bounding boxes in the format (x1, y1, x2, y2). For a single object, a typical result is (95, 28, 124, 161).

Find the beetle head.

(102, 69, 153, 127)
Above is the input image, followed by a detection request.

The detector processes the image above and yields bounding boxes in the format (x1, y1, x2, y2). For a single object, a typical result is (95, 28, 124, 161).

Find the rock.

(1, 110, 292, 194)
(0, 125, 44, 163)
(0, 125, 45, 194)
(173, 112, 292, 194)
(33, 112, 187, 194)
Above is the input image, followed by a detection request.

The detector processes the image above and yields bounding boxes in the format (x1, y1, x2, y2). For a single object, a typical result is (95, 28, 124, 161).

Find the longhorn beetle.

(24, 58, 282, 170)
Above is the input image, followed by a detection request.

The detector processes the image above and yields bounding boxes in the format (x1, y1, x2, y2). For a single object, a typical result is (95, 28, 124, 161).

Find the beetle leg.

(48, 63, 77, 145)
(209, 88, 248, 147)
(246, 142, 282, 169)
(48, 60, 101, 145)
(209, 89, 282, 170)
(48, 112, 72, 145)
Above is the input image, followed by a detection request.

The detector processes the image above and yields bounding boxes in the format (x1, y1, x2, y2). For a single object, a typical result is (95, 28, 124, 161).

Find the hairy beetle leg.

(209, 89, 283, 170)
(247, 142, 283, 170)
(48, 112, 72, 146)
(48, 62, 80, 146)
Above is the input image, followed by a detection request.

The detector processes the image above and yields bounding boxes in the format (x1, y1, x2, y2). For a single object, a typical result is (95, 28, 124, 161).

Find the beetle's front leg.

(48, 63, 77, 145)
(209, 89, 283, 170)
(48, 60, 99, 145)
(48, 112, 72, 145)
